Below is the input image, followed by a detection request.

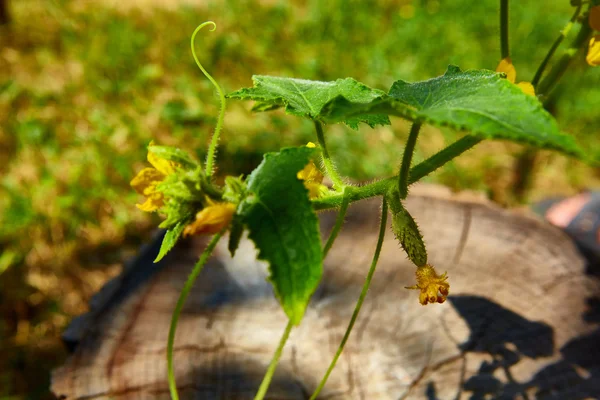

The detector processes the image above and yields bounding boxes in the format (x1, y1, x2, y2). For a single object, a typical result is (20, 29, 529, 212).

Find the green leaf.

(228, 76, 390, 129)
(155, 220, 188, 263)
(239, 146, 323, 325)
(386, 189, 427, 267)
(322, 66, 587, 159)
(227, 215, 244, 258)
(148, 145, 198, 169)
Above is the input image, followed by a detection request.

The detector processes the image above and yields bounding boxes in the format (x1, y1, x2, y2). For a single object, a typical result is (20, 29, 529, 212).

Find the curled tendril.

(191, 21, 226, 178)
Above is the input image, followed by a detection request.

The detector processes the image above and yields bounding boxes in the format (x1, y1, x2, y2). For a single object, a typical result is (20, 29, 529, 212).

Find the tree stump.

(51, 184, 600, 399)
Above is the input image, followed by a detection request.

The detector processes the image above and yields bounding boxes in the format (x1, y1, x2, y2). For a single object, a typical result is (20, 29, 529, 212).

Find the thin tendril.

(191, 21, 227, 178)
(167, 230, 224, 400)
(309, 197, 388, 399)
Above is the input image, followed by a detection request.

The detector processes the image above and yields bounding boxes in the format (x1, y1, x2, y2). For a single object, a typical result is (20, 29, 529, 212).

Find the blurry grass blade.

(0, 250, 18, 277)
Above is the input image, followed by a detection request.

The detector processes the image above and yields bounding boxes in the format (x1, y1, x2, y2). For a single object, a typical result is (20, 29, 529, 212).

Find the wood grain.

(52, 185, 600, 399)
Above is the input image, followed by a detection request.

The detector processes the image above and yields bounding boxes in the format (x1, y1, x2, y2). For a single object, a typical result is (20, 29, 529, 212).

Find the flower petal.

(406, 264, 450, 306)
(130, 168, 166, 195)
(496, 57, 517, 83)
(148, 151, 178, 176)
(136, 193, 164, 212)
(183, 202, 236, 236)
(297, 161, 324, 199)
(516, 81, 536, 96)
(587, 35, 600, 67)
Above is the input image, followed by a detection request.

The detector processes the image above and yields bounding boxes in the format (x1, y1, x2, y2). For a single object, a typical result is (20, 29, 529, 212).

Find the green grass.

(0, 0, 599, 398)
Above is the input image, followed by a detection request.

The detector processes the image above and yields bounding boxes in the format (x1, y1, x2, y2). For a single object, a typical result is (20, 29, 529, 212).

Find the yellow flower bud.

(496, 57, 517, 83)
(183, 201, 236, 237)
(516, 82, 535, 97)
(405, 264, 450, 305)
(590, 6, 600, 32)
(587, 35, 600, 67)
(495, 58, 536, 96)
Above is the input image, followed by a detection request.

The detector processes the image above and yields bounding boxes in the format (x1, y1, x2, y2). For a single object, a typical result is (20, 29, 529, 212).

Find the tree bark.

(52, 184, 600, 400)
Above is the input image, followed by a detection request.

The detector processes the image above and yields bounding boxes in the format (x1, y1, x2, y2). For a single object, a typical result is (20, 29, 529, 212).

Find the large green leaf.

(227, 76, 390, 129)
(322, 66, 587, 160)
(239, 146, 323, 325)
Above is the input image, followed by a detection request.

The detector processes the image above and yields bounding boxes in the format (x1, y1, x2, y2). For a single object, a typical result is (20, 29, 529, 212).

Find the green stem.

(191, 21, 227, 178)
(167, 231, 224, 400)
(537, 12, 593, 97)
(309, 197, 388, 400)
(322, 186, 353, 258)
(311, 135, 481, 211)
(500, 0, 510, 59)
(254, 320, 294, 400)
(531, 5, 581, 88)
(398, 122, 422, 199)
(408, 135, 482, 183)
(314, 121, 345, 191)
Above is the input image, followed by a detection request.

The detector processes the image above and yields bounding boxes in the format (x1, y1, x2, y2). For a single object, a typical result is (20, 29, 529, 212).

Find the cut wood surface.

(52, 184, 600, 399)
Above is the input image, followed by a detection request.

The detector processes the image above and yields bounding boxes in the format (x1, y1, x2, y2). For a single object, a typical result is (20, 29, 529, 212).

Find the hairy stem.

(309, 197, 388, 399)
(168, 231, 224, 400)
(254, 320, 294, 400)
(311, 135, 482, 211)
(531, 4, 581, 87)
(314, 121, 345, 190)
(408, 135, 482, 183)
(398, 122, 422, 199)
(322, 186, 353, 258)
(191, 21, 227, 178)
(500, 0, 510, 59)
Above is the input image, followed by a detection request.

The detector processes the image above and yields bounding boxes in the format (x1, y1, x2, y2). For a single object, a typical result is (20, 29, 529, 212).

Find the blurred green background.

(0, 0, 599, 398)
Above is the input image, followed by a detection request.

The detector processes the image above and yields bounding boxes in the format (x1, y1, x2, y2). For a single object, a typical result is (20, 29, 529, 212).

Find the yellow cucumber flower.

(496, 57, 536, 96)
(183, 200, 236, 237)
(130, 142, 178, 212)
(587, 35, 600, 67)
(590, 6, 600, 32)
(405, 264, 450, 305)
(297, 142, 325, 199)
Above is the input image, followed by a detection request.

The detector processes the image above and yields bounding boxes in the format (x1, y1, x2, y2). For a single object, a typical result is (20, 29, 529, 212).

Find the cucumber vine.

(129, 2, 600, 398)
